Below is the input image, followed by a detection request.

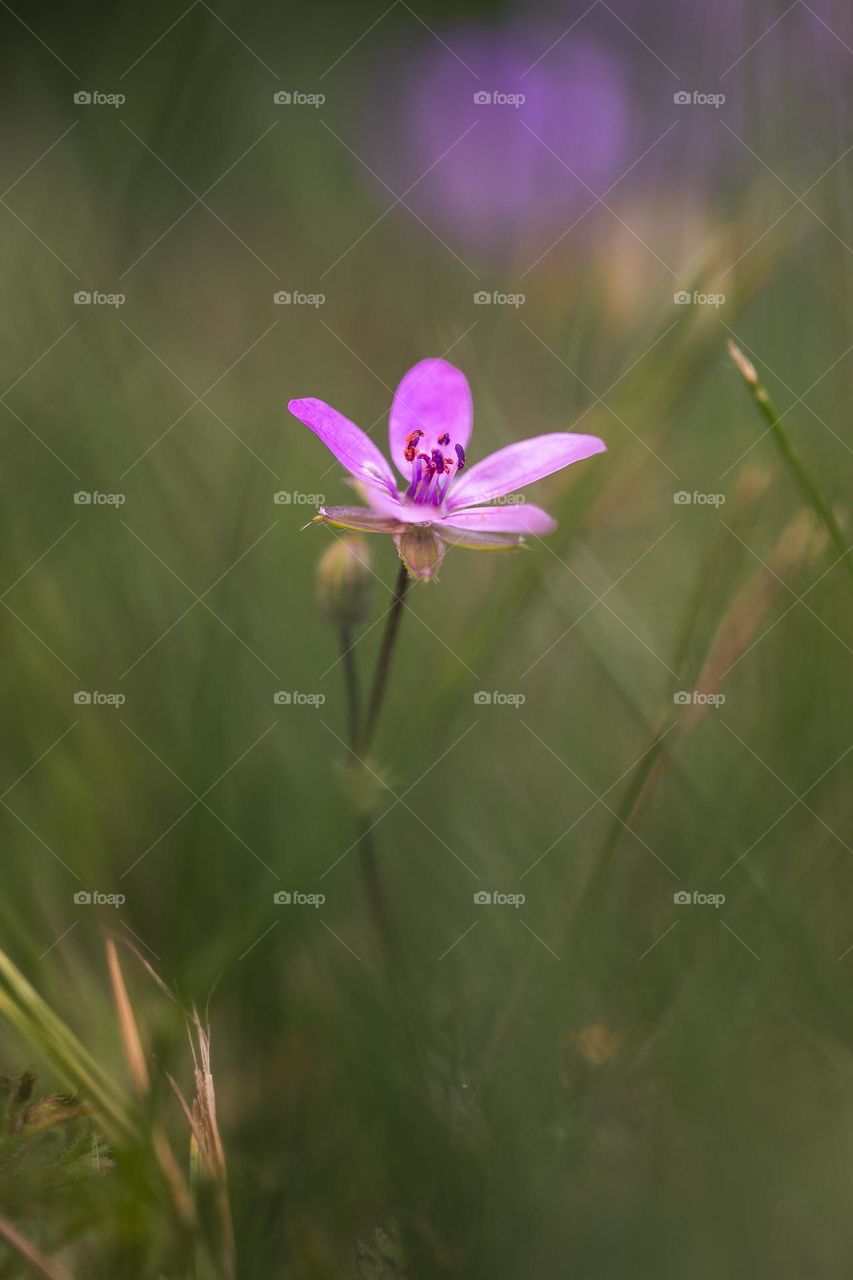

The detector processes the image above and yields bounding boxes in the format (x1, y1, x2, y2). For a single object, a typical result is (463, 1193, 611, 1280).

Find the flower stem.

(356, 823, 397, 961)
(362, 561, 411, 754)
(335, 575, 403, 966)
(338, 625, 361, 752)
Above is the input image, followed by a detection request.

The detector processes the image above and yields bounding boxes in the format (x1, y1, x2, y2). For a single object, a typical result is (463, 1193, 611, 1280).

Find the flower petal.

(441, 502, 557, 536)
(289, 398, 397, 493)
(389, 359, 473, 480)
(356, 483, 439, 525)
(312, 506, 403, 535)
(447, 433, 606, 509)
(439, 525, 527, 552)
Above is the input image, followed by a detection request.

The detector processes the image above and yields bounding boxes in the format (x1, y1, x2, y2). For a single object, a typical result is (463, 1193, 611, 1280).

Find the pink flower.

(288, 359, 605, 581)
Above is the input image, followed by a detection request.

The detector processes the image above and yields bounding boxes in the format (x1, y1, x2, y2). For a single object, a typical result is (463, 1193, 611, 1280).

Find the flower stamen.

(405, 432, 468, 507)
(403, 429, 424, 463)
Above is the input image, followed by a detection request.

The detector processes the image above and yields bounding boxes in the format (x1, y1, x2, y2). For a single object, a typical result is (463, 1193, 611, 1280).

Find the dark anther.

(404, 429, 424, 462)
(455, 443, 466, 471)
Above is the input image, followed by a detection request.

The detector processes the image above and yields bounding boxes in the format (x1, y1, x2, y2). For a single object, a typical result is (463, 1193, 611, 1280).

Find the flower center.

(403, 430, 466, 507)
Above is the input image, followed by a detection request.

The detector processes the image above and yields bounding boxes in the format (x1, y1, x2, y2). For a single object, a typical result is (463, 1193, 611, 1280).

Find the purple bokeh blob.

(361, 27, 632, 250)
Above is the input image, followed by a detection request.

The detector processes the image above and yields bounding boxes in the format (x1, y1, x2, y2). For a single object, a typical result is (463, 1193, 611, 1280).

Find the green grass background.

(1, 1, 852, 1276)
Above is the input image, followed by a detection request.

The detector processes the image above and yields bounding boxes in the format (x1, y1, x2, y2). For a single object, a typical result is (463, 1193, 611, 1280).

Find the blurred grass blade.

(0, 947, 136, 1141)
(727, 339, 852, 587)
(104, 936, 150, 1097)
(188, 1008, 235, 1279)
(103, 937, 198, 1229)
(152, 1129, 197, 1230)
(0, 1210, 73, 1280)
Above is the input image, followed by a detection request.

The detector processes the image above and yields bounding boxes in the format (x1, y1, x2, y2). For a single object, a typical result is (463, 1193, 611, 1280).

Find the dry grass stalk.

(0, 1211, 73, 1280)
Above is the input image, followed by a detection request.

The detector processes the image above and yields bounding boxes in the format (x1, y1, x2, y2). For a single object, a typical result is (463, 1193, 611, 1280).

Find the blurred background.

(1, 0, 852, 1275)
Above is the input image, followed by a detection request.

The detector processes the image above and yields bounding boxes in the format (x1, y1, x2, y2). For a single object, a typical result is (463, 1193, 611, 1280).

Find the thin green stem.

(356, 823, 397, 961)
(338, 624, 361, 753)
(362, 561, 411, 754)
(335, 566, 405, 965)
(353, 562, 412, 959)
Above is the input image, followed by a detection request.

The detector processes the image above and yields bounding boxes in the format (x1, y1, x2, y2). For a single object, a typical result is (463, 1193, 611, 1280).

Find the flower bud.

(316, 536, 373, 627)
(394, 527, 445, 582)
